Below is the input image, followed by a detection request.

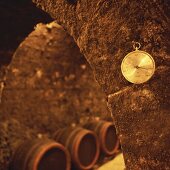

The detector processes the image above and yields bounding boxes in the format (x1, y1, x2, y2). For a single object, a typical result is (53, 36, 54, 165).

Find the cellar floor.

(98, 153, 125, 170)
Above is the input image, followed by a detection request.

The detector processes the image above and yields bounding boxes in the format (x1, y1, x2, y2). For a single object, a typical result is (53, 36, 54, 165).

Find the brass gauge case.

(121, 50, 155, 84)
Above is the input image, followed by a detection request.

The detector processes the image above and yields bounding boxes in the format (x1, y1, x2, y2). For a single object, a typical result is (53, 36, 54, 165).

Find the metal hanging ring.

(133, 42, 141, 50)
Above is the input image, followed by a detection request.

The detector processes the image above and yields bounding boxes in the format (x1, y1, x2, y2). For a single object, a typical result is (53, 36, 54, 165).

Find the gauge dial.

(121, 50, 155, 84)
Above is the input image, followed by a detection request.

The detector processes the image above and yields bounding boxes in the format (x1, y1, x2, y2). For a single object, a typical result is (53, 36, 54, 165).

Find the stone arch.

(32, 1, 170, 169)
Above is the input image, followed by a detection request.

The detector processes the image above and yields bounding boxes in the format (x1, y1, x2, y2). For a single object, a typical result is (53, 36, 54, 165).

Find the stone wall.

(32, 1, 170, 169)
(0, 22, 110, 170)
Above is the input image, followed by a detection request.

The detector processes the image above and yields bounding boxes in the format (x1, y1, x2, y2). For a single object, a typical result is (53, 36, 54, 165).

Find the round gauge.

(121, 50, 155, 84)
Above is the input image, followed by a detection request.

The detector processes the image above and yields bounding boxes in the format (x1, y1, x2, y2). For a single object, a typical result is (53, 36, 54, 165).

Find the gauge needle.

(135, 66, 153, 70)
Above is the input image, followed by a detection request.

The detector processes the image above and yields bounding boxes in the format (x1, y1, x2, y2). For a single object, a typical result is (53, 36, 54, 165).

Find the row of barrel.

(10, 120, 119, 170)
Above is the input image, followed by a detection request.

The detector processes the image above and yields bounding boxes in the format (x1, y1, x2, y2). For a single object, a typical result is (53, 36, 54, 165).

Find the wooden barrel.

(54, 127, 100, 170)
(83, 121, 119, 155)
(10, 139, 71, 170)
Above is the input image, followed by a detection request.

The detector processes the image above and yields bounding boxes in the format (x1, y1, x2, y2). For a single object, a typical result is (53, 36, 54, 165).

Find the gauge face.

(121, 50, 155, 84)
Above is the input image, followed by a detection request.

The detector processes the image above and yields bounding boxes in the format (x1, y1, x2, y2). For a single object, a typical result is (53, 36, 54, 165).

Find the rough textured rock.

(32, 0, 170, 169)
(0, 1, 51, 170)
(0, 0, 52, 106)
(0, 22, 109, 134)
(0, 118, 36, 170)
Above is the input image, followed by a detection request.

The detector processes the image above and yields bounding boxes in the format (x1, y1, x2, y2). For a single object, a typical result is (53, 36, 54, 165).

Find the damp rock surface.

(0, 22, 109, 134)
(32, 1, 170, 169)
(0, 118, 36, 170)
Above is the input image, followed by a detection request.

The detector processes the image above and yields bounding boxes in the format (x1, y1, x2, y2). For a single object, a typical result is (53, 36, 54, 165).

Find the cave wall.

(32, 0, 170, 169)
(0, 22, 110, 170)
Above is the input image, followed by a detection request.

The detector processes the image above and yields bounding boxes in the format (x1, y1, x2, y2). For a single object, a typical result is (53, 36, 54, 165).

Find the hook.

(132, 41, 141, 50)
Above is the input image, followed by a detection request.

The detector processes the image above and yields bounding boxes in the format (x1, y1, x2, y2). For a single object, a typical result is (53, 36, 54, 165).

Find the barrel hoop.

(24, 140, 52, 170)
(94, 121, 105, 134)
(54, 129, 65, 142)
(72, 130, 100, 169)
(31, 141, 69, 170)
(10, 140, 33, 170)
(100, 122, 118, 154)
(65, 128, 82, 149)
